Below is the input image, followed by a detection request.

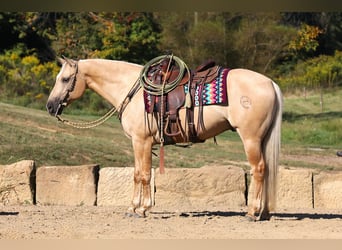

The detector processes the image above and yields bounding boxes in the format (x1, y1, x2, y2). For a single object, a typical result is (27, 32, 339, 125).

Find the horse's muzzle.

(46, 99, 65, 116)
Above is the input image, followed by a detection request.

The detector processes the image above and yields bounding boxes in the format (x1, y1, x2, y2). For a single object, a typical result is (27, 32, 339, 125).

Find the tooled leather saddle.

(142, 55, 226, 144)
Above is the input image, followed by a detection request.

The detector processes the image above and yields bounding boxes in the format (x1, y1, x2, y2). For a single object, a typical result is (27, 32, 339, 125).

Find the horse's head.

(46, 57, 87, 116)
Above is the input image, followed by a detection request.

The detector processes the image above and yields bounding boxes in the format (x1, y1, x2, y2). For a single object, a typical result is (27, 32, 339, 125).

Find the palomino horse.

(46, 57, 282, 221)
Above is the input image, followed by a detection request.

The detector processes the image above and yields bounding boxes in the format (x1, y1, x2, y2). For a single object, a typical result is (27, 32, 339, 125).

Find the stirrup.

(164, 116, 182, 137)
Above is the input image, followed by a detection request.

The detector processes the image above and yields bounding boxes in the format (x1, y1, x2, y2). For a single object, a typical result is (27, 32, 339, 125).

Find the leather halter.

(55, 61, 79, 117)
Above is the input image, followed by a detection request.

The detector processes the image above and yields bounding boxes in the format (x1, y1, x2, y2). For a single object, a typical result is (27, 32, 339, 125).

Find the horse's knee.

(141, 173, 151, 186)
(134, 167, 151, 184)
(250, 159, 265, 181)
(252, 162, 265, 181)
(134, 169, 142, 183)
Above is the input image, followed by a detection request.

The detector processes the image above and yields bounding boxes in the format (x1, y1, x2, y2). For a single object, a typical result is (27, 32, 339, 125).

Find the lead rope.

(55, 106, 117, 129)
(159, 54, 174, 174)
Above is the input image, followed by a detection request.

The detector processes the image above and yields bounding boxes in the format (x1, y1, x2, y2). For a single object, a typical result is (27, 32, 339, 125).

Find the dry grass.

(1, 87, 341, 171)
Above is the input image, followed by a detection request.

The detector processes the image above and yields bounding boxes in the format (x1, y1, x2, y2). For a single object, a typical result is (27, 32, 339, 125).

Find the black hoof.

(258, 213, 271, 221)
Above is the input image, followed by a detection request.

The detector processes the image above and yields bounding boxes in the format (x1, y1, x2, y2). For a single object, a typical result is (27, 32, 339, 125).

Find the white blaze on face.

(56, 62, 67, 82)
(49, 62, 70, 103)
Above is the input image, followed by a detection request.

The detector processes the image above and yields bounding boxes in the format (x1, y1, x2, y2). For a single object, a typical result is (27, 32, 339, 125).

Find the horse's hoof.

(257, 212, 271, 221)
(245, 214, 257, 222)
(125, 212, 143, 218)
(125, 207, 140, 218)
(135, 207, 147, 218)
(245, 211, 271, 221)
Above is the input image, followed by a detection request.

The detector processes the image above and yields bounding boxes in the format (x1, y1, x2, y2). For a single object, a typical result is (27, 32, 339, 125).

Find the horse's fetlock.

(135, 207, 147, 218)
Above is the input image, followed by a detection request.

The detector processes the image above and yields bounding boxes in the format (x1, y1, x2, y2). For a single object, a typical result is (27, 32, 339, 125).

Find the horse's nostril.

(46, 102, 54, 114)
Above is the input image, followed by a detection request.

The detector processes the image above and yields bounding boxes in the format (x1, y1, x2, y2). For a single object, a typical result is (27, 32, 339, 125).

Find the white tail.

(262, 81, 283, 211)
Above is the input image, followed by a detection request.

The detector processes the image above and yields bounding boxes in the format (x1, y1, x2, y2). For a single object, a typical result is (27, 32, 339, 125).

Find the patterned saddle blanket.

(144, 67, 229, 112)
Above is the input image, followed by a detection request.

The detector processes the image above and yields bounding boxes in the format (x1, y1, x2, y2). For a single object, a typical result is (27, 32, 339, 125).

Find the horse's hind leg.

(243, 138, 270, 221)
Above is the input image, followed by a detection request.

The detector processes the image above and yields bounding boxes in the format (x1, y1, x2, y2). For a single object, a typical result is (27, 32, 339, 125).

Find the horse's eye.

(62, 77, 70, 83)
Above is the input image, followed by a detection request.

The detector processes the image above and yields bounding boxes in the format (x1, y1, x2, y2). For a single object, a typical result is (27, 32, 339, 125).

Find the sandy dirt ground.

(1, 154, 341, 240)
(1, 204, 342, 239)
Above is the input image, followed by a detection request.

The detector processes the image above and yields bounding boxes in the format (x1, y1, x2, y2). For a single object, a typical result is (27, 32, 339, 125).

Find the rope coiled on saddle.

(139, 55, 190, 96)
(139, 55, 191, 174)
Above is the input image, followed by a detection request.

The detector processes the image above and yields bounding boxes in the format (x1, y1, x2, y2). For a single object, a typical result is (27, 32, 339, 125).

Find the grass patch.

(1, 87, 341, 171)
(282, 88, 342, 149)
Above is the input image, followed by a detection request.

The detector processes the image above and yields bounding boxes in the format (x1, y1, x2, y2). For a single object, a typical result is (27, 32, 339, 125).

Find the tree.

(288, 23, 323, 60)
(51, 12, 162, 64)
(156, 12, 297, 73)
(282, 12, 342, 56)
(0, 12, 57, 61)
(156, 12, 241, 68)
(90, 12, 162, 64)
(52, 12, 103, 59)
(233, 12, 297, 73)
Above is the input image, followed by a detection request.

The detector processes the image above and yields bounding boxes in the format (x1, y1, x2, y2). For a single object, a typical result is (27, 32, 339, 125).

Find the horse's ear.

(62, 55, 76, 67)
(57, 57, 65, 66)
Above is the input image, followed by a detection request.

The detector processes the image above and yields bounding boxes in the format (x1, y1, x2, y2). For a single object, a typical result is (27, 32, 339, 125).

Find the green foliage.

(157, 12, 241, 68)
(0, 44, 59, 108)
(233, 13, 297, 73)
(287, 23, 324, 63)
(0, 12, 341, 111)
(93, 12, 161, 63)
(0, 12, 162, 111)
(53, 12, 103, 59)
(157, 12, 298, 73)
(188, 20, 226, 66)
(0, 12, 57, 61)
(277, 50, 342, 91)
(52, 12, 161, 63)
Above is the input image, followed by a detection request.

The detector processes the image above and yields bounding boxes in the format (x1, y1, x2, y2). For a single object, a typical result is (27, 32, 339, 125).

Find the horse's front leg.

(127, 136, 153, 218)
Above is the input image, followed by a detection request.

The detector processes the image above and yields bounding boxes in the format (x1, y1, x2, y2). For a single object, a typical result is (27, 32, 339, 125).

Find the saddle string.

(159, 54, 174, 174)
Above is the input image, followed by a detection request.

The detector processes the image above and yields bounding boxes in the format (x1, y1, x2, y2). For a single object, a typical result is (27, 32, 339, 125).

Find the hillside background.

(0, 12, 341, 111)
(0, 12, 341, 169)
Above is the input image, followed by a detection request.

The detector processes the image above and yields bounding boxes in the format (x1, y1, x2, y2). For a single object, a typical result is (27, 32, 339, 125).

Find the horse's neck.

(80, 59, 142, 108)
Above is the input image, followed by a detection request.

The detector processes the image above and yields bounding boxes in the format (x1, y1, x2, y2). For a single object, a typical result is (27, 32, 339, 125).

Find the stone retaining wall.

(0, 160, 35, 205)
(36, 164, 99, 206)
(154, 165, 246, 209)
(314, 171, 342, 209)
(1, 160, 342, 210)
(97, 167, 155, 207)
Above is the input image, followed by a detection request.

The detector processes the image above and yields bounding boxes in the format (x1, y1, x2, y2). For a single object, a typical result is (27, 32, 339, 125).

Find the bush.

(0, 44, 60, 109)
(277, 50, 342, 92)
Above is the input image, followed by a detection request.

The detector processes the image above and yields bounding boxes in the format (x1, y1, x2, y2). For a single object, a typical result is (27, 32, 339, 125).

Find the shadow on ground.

(149, 210, 342, 221)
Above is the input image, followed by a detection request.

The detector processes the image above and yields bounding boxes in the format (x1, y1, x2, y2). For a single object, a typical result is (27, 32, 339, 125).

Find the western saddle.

(141, 55, 221, 145)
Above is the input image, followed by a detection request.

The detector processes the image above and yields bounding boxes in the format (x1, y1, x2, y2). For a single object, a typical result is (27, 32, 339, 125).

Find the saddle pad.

(185, 67, 229, 106)
(143, 67, 229, 113)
